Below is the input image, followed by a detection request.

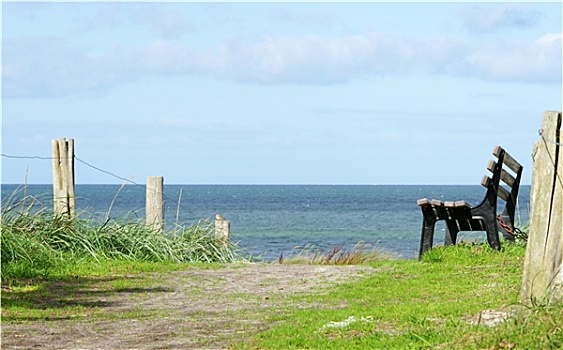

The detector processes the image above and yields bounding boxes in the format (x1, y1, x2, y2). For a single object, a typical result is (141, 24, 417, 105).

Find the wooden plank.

(497, 185, 510, 202)
(493, 146, 523, 177)
(486, 160, 497, 174)
(481, 175, 491, 188)
(417, 198, 431, 206)
(454, 200, 471, 208)
(492, 145, 503, 158)
(481, 175, 510, 201)
(431, 199, 444, 207)
(442, 201, 471, 209)
(502, 152, 522, 174)
(499, 168, 516, 188)
(489, 160, 517, 187)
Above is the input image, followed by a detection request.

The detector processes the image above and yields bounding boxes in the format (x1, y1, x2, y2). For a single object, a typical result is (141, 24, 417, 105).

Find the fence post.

(215, 213, 230, 243)
(146, 176, 164, 233)
(521, 110, 563, 304)
(52, 138, 75, 218)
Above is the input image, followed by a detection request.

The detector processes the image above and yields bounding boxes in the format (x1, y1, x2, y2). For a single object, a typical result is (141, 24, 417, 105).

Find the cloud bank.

(4, 30, 562, 98)
(461, 4, 542, 33)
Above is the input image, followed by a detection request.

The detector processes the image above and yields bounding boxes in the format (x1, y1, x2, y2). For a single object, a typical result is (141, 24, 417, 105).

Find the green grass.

(232, 243, 563, 349)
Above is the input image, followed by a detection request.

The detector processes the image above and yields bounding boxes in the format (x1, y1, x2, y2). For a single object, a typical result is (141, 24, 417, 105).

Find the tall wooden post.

(52, 138, 75, 218)
(146, 176, 164, 233)
(521, 111, 563, 304)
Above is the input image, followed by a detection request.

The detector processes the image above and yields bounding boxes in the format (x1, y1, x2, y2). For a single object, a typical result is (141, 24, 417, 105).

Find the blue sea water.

(1, 184, 530, 260)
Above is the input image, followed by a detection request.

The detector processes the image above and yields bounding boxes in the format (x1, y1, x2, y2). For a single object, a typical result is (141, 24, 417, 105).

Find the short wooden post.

(521, 110, 563, 304)
(215, 213, 230, 243)
(52, 138, 75, 218)
(146, 176, 164, 233)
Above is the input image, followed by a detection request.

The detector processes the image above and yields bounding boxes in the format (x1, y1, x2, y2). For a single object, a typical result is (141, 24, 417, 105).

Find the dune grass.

(1, 191, 248, 280)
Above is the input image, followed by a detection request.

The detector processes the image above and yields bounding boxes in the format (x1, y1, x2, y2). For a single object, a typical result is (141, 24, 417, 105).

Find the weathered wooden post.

(521, 110, 563, 304)
(215, 213, 230, 243)
(52, 138, 75, 218)
(146, 176, 164, 233)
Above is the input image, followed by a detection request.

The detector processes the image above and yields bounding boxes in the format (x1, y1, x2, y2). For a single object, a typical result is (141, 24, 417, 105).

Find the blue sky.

(2, 1, 562, 185)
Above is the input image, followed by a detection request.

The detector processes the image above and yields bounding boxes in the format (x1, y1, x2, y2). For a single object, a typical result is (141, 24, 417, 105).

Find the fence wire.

(1, 153, 170, 200)
(538, 129, 562, 146)
(0, 153, 213, 221)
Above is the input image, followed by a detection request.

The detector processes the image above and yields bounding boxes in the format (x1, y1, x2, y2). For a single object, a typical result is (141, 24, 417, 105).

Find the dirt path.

(2, 263, 379, 350)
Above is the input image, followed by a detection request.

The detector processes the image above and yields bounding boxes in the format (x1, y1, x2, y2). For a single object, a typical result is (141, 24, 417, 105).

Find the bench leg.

(445, 220, 459, 246)
(485, 222, 501, 250)
(419, 210, 436, 260)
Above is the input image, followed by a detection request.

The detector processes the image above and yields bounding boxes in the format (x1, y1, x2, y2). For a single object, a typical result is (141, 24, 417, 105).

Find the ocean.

(1, 184, 530, 261)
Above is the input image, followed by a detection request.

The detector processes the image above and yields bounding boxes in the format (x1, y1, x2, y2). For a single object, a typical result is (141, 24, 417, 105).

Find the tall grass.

(1, 190, 248, 279)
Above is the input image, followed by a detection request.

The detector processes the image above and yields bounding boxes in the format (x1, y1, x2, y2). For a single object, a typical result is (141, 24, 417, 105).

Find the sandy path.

(2, 264, 379, 350)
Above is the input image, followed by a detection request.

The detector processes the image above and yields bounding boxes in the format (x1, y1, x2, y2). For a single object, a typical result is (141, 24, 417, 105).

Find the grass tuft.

(279, 241, 397, 265)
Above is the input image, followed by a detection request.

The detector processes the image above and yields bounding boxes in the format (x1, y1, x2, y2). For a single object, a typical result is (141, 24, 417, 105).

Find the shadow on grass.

(1, 275, 174, 322)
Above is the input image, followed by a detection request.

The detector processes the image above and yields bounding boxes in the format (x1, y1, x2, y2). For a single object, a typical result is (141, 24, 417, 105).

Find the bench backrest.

(480, 145, 523, 224)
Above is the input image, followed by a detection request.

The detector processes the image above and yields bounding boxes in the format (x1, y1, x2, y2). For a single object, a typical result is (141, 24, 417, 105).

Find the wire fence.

(0, 152, 179, 206)
(0, 153, 230, 245)
(1, 152, 216, 224)
(2, 153, 146, 187)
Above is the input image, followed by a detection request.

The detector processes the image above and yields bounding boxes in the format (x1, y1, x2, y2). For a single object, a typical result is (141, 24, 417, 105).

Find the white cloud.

(456, 33, 562, 84)
(3, 36, 111, 98)
(461, 4, 542, 33)
(3, 31, 561, 98)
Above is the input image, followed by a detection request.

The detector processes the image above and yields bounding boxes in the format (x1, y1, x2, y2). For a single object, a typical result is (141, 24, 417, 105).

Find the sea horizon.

(1, 184, 531, 261)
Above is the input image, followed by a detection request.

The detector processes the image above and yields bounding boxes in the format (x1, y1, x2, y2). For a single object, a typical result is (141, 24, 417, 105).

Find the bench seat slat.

(442, 201, 471, 208)
(454, 200, 471, 208)
(431, 199, 444, 207)
(418, 198, 471, 209)
(417, 198, 431, 206)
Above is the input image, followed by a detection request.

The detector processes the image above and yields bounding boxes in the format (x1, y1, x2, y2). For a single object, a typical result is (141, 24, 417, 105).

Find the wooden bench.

(417, 145, 523, 259)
